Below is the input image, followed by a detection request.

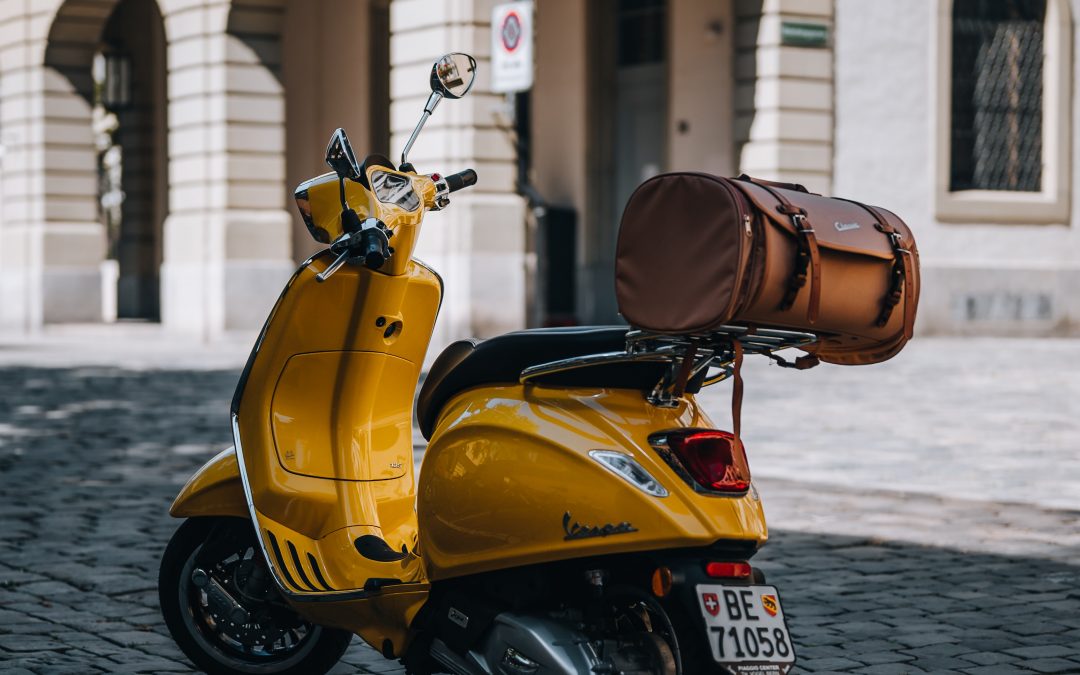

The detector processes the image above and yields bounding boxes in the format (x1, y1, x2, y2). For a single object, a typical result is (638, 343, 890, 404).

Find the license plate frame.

(695, 584, 796, 674)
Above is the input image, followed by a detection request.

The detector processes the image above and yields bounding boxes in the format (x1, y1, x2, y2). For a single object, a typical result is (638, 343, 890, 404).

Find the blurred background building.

(0, 0, 1075, 347)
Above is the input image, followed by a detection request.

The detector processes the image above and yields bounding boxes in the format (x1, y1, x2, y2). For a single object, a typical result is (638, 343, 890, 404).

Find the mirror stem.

(400, 92, 443, 168)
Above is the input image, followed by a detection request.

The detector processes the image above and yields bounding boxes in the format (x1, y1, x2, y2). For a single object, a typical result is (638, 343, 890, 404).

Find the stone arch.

(38, 0, 169, 322)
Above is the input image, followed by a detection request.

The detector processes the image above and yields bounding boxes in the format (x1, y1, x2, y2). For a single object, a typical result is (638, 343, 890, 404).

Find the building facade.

(0, 0, 1076, 346)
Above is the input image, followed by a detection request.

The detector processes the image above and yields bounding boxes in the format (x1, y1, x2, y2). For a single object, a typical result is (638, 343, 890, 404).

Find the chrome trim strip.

(230, 413, 285, 592)
(625, 326, 818, 351)
(519, 351, 672, 384)
(411, 256, 445, 315)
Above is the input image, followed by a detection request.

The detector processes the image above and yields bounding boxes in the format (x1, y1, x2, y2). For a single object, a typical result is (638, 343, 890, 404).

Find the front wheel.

(159, 517, 352, 675)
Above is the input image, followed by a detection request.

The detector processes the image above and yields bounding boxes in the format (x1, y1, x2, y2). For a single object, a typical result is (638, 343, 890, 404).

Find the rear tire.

(159, 517, 353, 675)
(662, 596, 725, 674)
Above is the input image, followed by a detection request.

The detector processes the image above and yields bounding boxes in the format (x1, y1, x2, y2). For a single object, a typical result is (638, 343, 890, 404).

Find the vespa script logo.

(834, 221, 861, 232)
(562, 512, 637, 541)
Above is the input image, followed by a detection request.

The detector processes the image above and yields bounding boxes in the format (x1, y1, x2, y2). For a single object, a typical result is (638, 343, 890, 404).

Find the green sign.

(780, 21, 829, 48)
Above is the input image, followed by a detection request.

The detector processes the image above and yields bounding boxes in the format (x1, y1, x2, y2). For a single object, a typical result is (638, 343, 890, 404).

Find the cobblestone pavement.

(698, 337, 1080, 512)
(1, 349, 1079, 673)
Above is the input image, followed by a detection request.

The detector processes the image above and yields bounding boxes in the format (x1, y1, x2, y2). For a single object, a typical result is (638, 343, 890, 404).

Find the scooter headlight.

(588, 450, 668, 497)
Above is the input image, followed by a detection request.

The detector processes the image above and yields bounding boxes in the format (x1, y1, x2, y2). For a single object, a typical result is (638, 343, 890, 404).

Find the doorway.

(590, 0, 669, 324)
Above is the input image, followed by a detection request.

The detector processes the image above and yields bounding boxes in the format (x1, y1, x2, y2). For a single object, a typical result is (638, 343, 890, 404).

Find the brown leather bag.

(615, 172, 920, 365)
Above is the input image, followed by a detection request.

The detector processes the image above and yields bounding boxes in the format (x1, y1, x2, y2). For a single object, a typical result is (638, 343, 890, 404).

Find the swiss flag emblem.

(702, 592, 720, 616)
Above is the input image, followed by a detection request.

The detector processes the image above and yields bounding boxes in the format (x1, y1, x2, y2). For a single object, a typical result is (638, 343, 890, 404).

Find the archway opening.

(95, 0, 169, 321)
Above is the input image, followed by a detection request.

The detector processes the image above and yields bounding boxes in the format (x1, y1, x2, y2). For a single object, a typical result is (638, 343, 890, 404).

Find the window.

(934, 0, 1070, 223)
(950, 0, 1044, 192)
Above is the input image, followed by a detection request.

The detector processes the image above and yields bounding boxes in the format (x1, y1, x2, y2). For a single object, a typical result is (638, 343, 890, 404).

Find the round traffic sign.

(501, 11, 522, 52)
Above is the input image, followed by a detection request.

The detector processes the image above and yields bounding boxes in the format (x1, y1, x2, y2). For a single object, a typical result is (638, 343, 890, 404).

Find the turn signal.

(705, 561, 752, 579)
(651, 566, 673, 597)
(651, 430, 751, 494)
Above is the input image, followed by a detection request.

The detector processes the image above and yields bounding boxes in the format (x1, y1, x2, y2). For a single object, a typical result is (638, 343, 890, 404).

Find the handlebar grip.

(445, 169, 477, 193)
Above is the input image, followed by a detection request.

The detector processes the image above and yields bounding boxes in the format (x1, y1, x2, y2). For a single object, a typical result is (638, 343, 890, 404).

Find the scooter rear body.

(419, 384, 768, 582)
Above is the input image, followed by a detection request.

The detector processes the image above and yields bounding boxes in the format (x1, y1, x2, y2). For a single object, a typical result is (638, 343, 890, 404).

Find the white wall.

(834, 0, 1080, 335)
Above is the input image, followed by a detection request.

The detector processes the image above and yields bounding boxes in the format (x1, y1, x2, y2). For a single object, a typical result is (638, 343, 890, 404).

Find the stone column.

(735, 0, 834, 194)
(390, 0, 527, 353)
(160, 0, 294, 338)
(0, 1, 109, 330)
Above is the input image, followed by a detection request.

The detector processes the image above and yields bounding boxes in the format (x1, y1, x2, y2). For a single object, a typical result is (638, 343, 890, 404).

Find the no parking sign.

(491, 1, 533, 93)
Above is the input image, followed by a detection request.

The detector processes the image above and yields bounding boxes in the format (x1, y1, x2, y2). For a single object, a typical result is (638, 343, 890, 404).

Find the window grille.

(950, 0, 1045, 192)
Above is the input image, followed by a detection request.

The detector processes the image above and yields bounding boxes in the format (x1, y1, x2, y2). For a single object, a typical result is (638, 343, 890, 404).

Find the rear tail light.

(706, 561, 752, 579)
(649, 429, 751, 495)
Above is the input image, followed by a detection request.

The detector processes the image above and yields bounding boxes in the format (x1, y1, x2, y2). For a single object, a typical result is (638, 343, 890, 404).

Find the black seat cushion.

(415, 326, 704, 440)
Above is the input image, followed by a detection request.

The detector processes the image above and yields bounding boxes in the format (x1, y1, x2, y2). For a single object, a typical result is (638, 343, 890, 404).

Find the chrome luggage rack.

(519, 325, 818, 407)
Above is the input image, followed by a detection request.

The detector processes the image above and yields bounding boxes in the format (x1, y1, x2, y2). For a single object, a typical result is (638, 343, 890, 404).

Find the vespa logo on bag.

(834, 221, 861, 232)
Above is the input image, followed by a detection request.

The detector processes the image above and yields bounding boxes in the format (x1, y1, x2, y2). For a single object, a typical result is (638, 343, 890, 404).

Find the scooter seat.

(416, 326, 702, 440)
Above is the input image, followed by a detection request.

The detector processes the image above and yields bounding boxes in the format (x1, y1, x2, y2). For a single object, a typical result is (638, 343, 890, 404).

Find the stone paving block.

(1024, 658, 1080, 674)
(893, 632, 961, 648)
(962, 650, 1022, 666)
(797, 656, 866, 671)
(964, 666, 1044, 675)
(908, 655, 980, 671)
(861, 664, 925, 675)
(1006, 645, 1080, 659)
(861, 653, 923, 670)
(0, 634, 68, 652)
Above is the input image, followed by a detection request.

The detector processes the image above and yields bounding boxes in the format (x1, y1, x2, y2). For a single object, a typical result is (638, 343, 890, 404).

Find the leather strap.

(848, 201, 915, 339)
(758, 184, 821, 324)
(765, 351, 820, 370)
(731, 341, 744, 444)
(671, 345, 698, 399)
(735, 174, 811, 194)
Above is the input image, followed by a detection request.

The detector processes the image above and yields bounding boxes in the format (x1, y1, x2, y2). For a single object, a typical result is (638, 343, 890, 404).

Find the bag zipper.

(714, 177, 757, 320)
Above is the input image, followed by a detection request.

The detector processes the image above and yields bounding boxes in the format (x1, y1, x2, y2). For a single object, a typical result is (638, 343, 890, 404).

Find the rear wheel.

(605, 587, 682, 675)
(159, 517, 352, 675)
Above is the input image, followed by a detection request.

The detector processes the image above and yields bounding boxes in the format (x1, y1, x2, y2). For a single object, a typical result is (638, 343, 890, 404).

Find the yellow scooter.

(160, 53, 809, 675)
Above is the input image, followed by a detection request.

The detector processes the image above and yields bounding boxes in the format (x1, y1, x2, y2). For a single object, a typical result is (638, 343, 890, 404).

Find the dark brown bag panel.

(615, 173, 752, 334)
(615, 172, 920, 365)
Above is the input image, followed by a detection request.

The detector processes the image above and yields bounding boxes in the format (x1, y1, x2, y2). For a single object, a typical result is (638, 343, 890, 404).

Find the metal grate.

(950, 0, 1045, 192)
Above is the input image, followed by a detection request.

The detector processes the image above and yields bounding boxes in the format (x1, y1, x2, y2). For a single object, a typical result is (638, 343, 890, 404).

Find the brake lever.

(315, 248, 351, 283)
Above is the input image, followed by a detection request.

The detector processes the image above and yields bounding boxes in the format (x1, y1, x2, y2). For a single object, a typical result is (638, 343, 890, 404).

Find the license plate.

(696, 584, 796, 674)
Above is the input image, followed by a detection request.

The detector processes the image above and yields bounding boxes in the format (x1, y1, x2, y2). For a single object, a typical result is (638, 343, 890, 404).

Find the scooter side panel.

(169, 447, 247, 519)
(418, 385, 768, 581)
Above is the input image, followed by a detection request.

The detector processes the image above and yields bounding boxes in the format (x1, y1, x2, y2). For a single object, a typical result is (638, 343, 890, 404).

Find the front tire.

(159, 517, 352, 675)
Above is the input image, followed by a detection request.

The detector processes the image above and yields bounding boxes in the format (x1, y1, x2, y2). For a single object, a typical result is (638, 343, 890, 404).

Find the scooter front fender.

(170, 447, 247, 519)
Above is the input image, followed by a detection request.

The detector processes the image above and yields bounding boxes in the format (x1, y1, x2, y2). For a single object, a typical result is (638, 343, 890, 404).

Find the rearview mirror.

(430, 53, 477, 100)
(325, 128, 361, 181)
(401, 53, 478, 168)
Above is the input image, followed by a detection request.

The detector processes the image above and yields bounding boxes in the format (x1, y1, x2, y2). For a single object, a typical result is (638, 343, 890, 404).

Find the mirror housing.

(325, 128, 361, 181)
(430, 53, 477, 100)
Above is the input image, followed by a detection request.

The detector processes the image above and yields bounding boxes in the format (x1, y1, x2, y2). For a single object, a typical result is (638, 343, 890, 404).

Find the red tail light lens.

(706, 561, 752, 579)
(651, 430, 751, 494)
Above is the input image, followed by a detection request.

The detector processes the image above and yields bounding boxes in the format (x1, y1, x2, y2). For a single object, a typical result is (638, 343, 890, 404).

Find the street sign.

(491, 1, 533, 93)
(780, 21, 829, 48)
